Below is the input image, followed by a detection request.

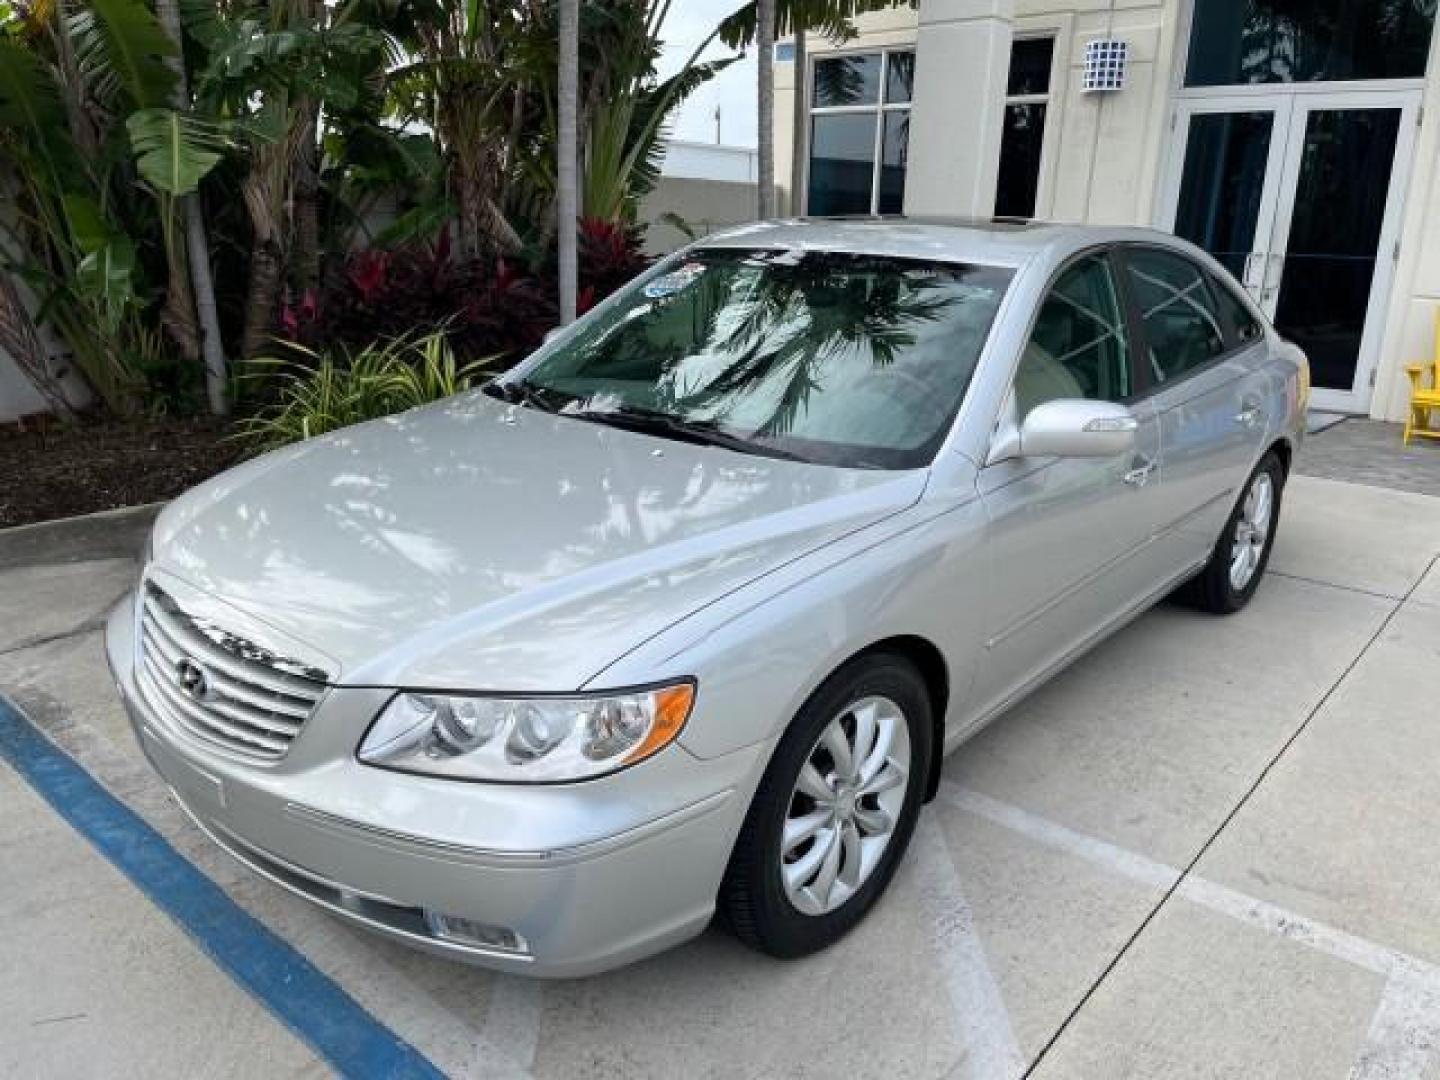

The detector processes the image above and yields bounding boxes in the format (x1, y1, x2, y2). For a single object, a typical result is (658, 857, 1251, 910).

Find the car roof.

(694, 217, 1182, 270)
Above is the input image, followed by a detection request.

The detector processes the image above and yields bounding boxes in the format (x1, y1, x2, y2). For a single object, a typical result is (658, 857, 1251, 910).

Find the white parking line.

(943, 785, 1178, 894)
(1348, 968, 1440, 1080)
(911, 814, 1025, 1080)
(936, 782, 1440, 1078)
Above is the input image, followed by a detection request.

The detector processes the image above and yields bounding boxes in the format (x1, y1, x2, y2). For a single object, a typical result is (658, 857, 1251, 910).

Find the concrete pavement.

(2, 473, 1439, 1078)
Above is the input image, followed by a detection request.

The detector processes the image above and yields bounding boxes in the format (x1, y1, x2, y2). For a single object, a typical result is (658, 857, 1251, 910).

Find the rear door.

(1115, 245, 1271, 568)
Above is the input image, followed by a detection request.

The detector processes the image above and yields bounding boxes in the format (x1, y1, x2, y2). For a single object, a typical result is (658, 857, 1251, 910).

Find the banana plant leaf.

(74, 236, 137, 331)
(126, 107, 234, 195)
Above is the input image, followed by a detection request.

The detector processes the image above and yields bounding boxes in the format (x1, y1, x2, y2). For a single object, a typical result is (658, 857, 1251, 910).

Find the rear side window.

(1209, 272, 1264, 345)
(1123, 248, 1226, 384)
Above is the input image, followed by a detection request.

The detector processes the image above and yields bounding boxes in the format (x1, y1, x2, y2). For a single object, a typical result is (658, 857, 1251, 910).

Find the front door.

(972, 251, 1169, 726)
(1161, 90, 1419, 413)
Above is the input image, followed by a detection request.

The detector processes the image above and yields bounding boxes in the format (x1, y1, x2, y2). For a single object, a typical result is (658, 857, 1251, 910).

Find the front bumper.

(105, 589, 765, 977)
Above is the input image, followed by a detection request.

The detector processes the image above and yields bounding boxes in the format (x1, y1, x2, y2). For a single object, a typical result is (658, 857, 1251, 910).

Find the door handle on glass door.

(1242, 252, 1266, 292)
(1123, 458, 1157, 488)
(1261, 253, 1284, 303)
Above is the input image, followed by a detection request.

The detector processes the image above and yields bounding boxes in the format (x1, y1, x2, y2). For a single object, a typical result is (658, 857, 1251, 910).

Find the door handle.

(1241, 252, 1266, 291)
(1260, 253, 1284, 303)
(1234, 405, 1263, 428)
(1123, 458, 1157, 488)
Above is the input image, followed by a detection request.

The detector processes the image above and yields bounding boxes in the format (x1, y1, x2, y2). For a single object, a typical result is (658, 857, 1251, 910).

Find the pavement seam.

(0, 598, 126, 658)
(1018, 550, 1440, 1078)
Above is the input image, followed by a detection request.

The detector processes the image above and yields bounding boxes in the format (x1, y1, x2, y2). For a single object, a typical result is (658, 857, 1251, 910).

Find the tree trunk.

(557, 0, 579, 324)
(290, 0, 324, 295)
(0, 274, 80, 422)
(292, 99, 322, 297)
(154, 0, 229, 415)
(756, 0, 776, 219)
(790, 26, 807, 215)
(240, 241, 284, 363)
(240, 137, 289, 363)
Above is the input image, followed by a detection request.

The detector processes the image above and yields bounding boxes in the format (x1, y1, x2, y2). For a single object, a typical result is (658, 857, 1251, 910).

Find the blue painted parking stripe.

(0, 697, 446, 1080)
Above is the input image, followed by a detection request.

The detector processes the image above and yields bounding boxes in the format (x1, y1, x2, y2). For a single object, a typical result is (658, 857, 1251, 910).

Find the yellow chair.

(1405, 311, 1440, 445)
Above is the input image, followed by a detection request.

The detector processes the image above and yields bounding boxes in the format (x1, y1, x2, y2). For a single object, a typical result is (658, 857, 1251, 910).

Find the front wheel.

(1177, 450, 1285, 614)
(719, 654, 932, 958)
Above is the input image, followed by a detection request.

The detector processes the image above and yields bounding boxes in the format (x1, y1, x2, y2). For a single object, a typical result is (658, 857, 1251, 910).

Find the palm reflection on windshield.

(519, 249, 1014, 469)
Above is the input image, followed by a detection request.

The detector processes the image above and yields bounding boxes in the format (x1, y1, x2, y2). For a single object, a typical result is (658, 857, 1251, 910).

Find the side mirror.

(990, 400, 1134, 463)
(1018, 399, 1138, 458)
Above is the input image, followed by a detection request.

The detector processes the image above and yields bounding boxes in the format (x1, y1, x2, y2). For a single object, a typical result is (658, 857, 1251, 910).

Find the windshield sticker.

(643, 262, 706, 299)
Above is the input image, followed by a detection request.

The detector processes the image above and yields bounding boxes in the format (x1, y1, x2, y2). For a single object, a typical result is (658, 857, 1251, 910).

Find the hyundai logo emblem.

(175, 657, 212, 701)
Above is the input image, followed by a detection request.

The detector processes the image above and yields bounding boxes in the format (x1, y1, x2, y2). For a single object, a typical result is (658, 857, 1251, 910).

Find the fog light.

(423, 911, 528, 954)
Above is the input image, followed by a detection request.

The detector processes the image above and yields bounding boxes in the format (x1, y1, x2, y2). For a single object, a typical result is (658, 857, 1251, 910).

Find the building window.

(1185, 0, 1436, 87)
(994, 37, 1055, 221)
(806, 49, 914, 216)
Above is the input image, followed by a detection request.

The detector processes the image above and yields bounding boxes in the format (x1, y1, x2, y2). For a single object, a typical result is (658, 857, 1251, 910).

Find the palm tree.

(558, 0, 579, 324)
(756, 0, 776, 218)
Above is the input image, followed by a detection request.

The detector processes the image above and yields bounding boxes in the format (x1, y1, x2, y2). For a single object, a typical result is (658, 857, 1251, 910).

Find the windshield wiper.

(567, 407, 807, 462)
(482, 378, 554, 412)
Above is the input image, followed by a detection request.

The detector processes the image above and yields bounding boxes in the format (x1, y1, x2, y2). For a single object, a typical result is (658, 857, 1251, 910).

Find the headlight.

(357, 682, 695, 782)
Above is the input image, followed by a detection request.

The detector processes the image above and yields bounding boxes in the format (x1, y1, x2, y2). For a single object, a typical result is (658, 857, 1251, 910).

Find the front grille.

(136, 583, 329, 760)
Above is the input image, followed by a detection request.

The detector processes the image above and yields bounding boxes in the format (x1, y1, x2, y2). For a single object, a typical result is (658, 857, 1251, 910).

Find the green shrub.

(235, 331, 493, 451)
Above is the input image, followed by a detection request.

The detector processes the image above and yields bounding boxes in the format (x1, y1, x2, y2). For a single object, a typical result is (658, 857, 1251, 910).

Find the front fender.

(588, 493, 990, 761)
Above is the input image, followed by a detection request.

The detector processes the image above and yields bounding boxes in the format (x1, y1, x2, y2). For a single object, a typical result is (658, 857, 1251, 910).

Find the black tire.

(719, 653, 932, 958)
(1175, 450, 1285, 614)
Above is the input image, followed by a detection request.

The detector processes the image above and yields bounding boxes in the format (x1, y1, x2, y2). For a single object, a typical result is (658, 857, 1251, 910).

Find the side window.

(1014, 254, 1131, 420)
(1123, 248, 1226, 384)
(1209, 272, 1264, 345)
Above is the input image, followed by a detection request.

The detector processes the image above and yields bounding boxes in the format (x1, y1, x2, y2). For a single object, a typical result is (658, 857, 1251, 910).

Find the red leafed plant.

(577, 218, 649, 300)
(279, 220, 651, 365)
(347, 250, 390, 305)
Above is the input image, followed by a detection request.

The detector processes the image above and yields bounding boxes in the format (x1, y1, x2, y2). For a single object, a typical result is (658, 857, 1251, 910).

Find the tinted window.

(807, 50, 914, 216)
(994, 37, 1054, 221)
(813, 54, 881, 107)
(808, 115, 875, 215)
(995, 103, 1046, 219)
(885, 51, 915, 103)
(516, 250, 1014, 469)
(1186, 0, 1435, 86)
(1209, 272, 1263, 344)
(1172, 111, 1274, 281)
(1015, 254, 1131, 419)
(1124, 249, 1226, 384)
(1007, 38, 1055, 96)
(878, 113, 909, 214)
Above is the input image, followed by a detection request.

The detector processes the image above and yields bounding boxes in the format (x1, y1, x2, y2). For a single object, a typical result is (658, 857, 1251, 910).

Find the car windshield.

(504, 248, 1014, 469)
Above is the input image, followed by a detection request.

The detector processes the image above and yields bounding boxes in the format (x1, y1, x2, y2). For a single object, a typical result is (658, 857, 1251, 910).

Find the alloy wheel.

(780, 695, 911, 917)
(1229, 471, 1274, 592)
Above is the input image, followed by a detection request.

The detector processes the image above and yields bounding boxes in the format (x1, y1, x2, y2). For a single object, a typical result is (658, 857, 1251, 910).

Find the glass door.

(1267, 93, 1418, 411)
(1161, 90, 1419, 413)
(1161, 97, 1293, 297)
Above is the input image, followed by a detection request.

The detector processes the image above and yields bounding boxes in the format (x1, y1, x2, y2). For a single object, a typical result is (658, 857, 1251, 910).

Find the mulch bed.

(0, 417, 245, 529)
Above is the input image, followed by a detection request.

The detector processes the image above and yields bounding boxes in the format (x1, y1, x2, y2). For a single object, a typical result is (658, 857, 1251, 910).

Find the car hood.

(153, 392, 926, 690)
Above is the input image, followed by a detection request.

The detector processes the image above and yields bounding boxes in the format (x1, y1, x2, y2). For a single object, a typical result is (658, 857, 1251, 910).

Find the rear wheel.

(1177, 451, 1285, 614)
(720, 654, 931, 958)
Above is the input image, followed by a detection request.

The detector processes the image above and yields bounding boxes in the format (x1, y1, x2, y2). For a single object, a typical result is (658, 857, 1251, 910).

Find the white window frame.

(803, 47, 915, 216)
(995, 32, 1059, 220)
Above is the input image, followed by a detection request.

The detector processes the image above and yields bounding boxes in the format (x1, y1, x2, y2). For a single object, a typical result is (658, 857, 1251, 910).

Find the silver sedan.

(106, 220, 1308, 976)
